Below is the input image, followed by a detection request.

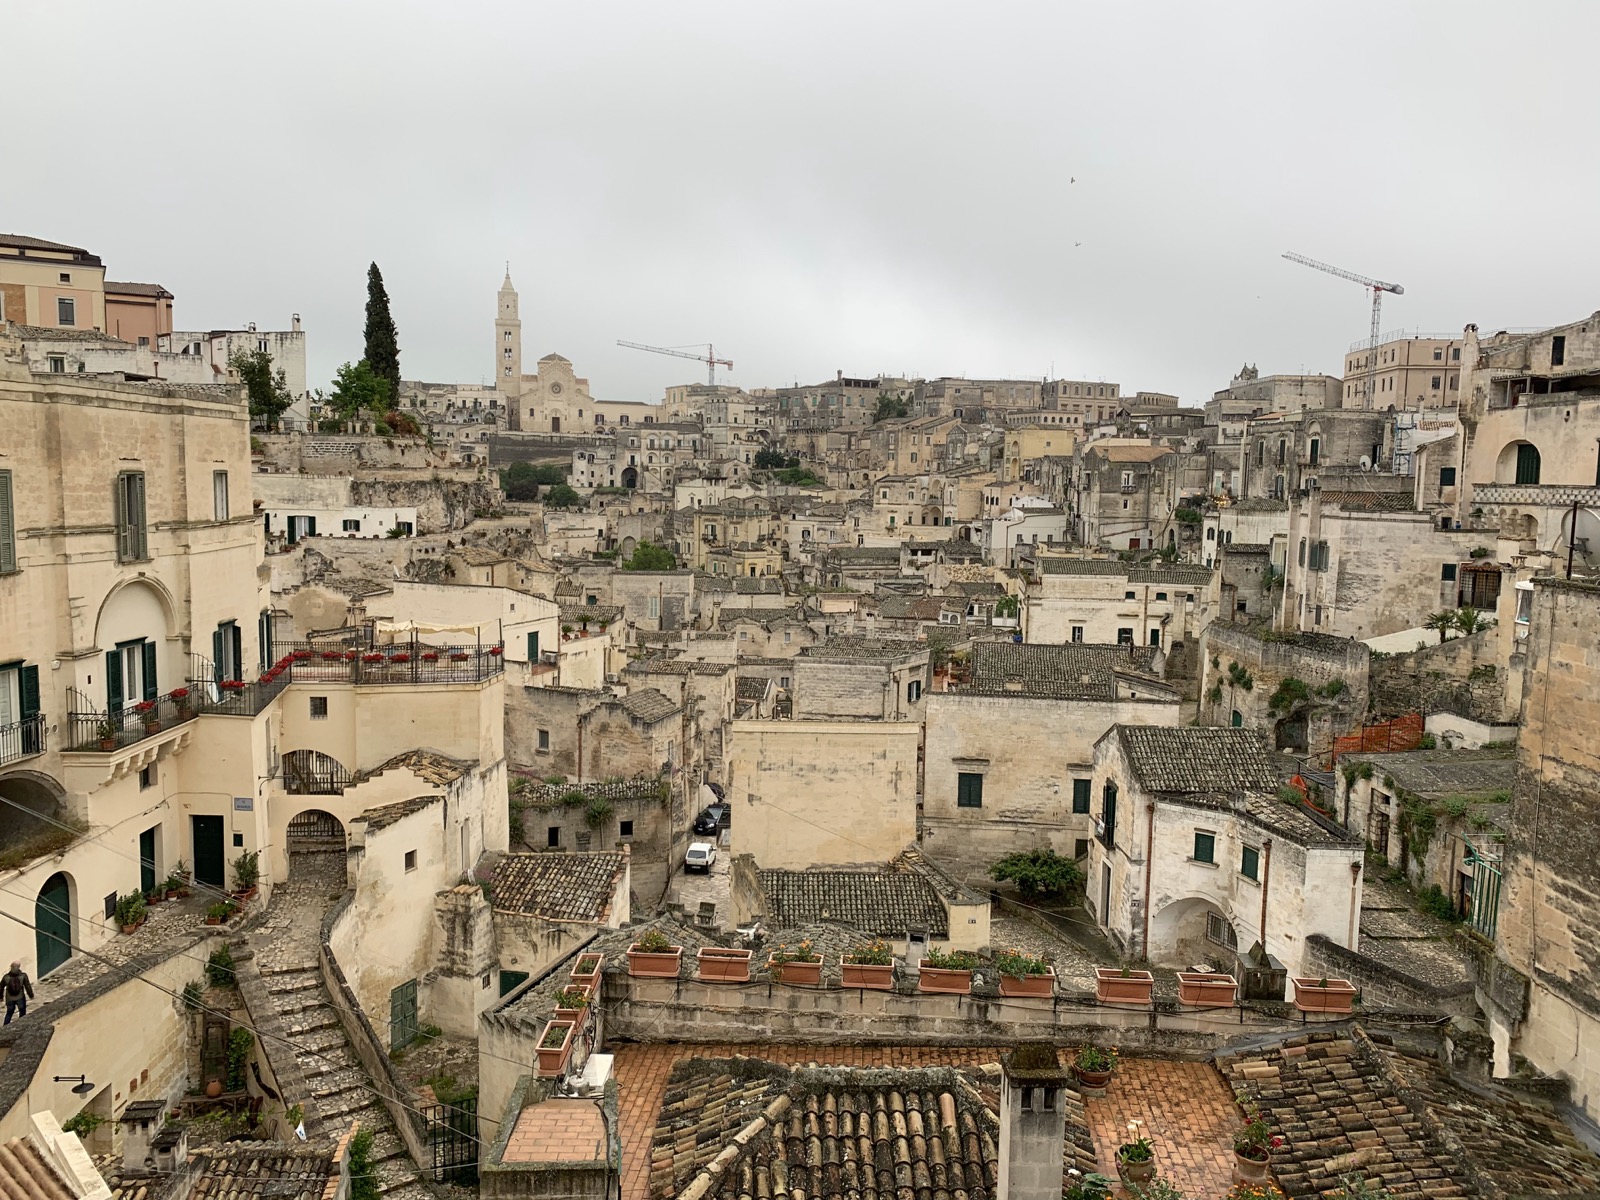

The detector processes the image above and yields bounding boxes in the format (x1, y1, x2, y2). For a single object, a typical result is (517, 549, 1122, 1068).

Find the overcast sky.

(12, 2, 1599, 406)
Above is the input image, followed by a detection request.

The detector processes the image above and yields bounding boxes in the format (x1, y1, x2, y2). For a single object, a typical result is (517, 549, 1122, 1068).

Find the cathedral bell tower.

(496, 268, 524, 428)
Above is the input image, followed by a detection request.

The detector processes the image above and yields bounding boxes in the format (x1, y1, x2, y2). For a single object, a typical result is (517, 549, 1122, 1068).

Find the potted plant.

(170, 687, 192, 717)
(841, 940, 894, 990)
(1292, 976, 1358, 1014)
(571, 952, 605, 987)
(488, 645, 503, 656)
(626, 929, 683, 978)
(552, 985, 592, 1021)
(114, 891, 147, 934)
(1232, 1094, 1281, 1183)
(996, 948, 1055, 997)
(321, 651, 343, 661)
(1064, 1170, 1115, 1200)
(1095, 966, 1155, 1006)
(220, 678, 246, 692)
(205, 900, 236, 926)
(1116, 1122, 1156, 1185)
(1073, 1044, 1118, 1094)
(134, 700, 160, 734)
(767, 939, 824, 986)
(918, 948, 978, 994)
(450, 652, 470, 662)
(96, 717, 118, 751)
(562, 625, 575, 640)
(1177, 971, 1239, 1008)
(390, 652, 411, 664)
(536, 1019, 576, 1077)
(697, 945, 753, 983)
(421, 651, 439, 662)
(231, 849, 260, 900)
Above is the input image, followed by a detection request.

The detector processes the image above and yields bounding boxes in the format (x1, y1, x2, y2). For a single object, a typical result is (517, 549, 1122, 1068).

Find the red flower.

(362, 653, 384, 663)
(450, 653, 469, 662)
(134, 700, 157, 714)
(421, 652, 439, 661)
(168, 688, 189, 700)
(488, 646, 503, 656)
(321, 651, 342, 661)
(390, 654, 410, 664)
(1270, 1136, 1284, 1148)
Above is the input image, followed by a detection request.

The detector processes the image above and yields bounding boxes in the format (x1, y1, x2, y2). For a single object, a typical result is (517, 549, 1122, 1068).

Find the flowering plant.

(362, 653, 384, 663)
(292, 650, 312, 661)
(321, 651, 343, 660)
(1226, 1184, 1286, 1200)
(1233, 1094, 1282, 1160)
(844, 939, 892, 965)
(134, 700, 157, 715)
(169, 688, 190, 701)
(995, 948, 1051, 977)
(390, 653, 411, 664)
(552, 986, 591, 1010)
(920, 948, 978, 971)
(632, 929, 677, 953)
(421, 651, 439, 661)
(488, 645, 504, 656)
(769, 939, 820, 965)
(1075, 1044, 1118, 1072)
(450, 652, 470, 662)
(220, 679, 246, 691)
(1118, 1121, 1154, 1162)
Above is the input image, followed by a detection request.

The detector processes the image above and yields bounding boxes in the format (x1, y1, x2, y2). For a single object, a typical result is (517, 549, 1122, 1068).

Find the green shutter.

(131, 472, 146, 559)
(528, 631, 539, 661)
(0, 471, 14, 574)
(230, 624, 243, 682)
(142, 641, 158, 701)
(19, 665, 40, 718)
(213, 627, 224, 686)
(106, 650, 123, 713)
(306, 516, 317, 537)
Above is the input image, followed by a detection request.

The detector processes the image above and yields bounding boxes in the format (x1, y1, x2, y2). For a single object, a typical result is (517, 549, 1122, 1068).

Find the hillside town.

(3, 223, 1600, 1200)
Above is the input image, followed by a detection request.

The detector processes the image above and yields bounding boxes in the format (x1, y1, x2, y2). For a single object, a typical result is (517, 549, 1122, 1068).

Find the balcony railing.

(275, 642, 506, 685)
(0, 714, 46, 766)
(1471, 484, 1600, 508)
(66, 689, 199, 754)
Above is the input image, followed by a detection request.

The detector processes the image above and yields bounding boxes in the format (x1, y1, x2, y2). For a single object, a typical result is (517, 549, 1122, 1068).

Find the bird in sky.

(1075, 241, 1082, 248)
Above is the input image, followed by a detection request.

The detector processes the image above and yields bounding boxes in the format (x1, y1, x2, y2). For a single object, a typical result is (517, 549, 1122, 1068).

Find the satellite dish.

(1358, 456, 1371, 472)
(1555, 507, 1600, 570)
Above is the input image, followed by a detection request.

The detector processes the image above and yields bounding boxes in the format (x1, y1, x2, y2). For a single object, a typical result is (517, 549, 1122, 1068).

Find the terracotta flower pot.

(626, 945, 683, 978)
(1233, 1150, 1271, 1183)
(841, 961, 894, 990)
(1118, 1155, 1156, 1185)
(536, 1020, 576, 1077)
(1095, 968, 1155, 1006)
(205, 916, 222, 926)
(1075, 1067, 1112, 1094)
(1292, 976, 1358, 1014)
(206, 1080, 223, 1099)
(99, 738, 117, 752)
(917, 963, 973, 995)
(768, 957, 823, 986)
(571, 953, 604, 987)
(696, 947, 752, 983)
(999, 968, 1055, 997)
(1177, 971, 1238, 1008)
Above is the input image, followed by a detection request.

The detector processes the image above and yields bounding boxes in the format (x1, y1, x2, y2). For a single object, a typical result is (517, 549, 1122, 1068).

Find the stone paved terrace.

(33, 890, 218, 1007)
(1356, 874, 1475, 994)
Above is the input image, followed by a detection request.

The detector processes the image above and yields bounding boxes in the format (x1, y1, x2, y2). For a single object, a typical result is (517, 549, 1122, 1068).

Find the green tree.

(754, 447, 798, 471)
(621, 541, 676, 571)
(544, 483, 581, 509)
(1424, 610, 1457, 644)
(229, 348, 294, 429)
(328, 360, 391, 420)
(502, 462, 543, 501)
(990, 848, 1082, 898)
(774, 466, 823, 487)
(873, 393, 910, 423)
(363, 262, 401, 403)
(1453, 606, 1494, 636)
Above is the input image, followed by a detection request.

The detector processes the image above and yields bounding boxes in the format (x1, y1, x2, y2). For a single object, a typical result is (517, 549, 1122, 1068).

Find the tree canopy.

(620, 541, 677, 571)
(544, 483, 581, 509)
(328, 360, 391, 419)
(501, 461, 566, 501)
(754, 447, 798, 471)
(363, 263, 401, 403)
(873, 394, 910, 423)
(773, 466, 823, 487)
(230, 348, 294, 428)
(990, 849, 1082, 898)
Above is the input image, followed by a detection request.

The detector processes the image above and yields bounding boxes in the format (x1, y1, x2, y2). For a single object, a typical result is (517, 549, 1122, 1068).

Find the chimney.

(151, 1121, 188, 1174)
(292, 313, 302, 332)
(998, 1044, 1070, 1200)
(118, 1099, 167, 1174)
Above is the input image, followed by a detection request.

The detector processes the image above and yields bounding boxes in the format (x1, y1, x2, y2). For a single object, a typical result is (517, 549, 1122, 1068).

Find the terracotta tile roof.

(12, 323, 130, 344)
(360, 749, 472, 786)
(104, 280, 173, 298)
(800, 637, 928, 662)
(491, 852, 627, 922)
(735, 676, 772, 701)
(503, 1099, 609, 1164)
(1128, 564, 1213, 586)
(619, 689, 681, 723)
(361, 794, 442, 831)
(1320, 490, 1416, 513)
(1036, 558, 1129, 576)
(757, 866, 950, 938)
(0, 1136, 76, 1200)
(961, 642, 1168, 701)
(625, 656, 734, 677)
(731, 576, 783, 594)
(184, 1145, 337, 1199)
(0, 233, 97, 257)
(1116, 725, 1279, 794)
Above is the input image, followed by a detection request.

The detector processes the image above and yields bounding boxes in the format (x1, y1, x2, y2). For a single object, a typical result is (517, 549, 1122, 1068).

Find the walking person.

(3, 961, 34, 1024)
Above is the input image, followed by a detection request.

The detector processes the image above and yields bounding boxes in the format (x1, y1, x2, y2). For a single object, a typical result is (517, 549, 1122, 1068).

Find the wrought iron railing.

(282, 750, 352, 795)
(270, 642, 506, 685)
(0, 714, 46, 765)
(66, 688, 199, 753)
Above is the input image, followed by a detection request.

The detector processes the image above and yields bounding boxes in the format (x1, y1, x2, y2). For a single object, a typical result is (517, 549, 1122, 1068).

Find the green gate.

(389, 979, 418, 1051)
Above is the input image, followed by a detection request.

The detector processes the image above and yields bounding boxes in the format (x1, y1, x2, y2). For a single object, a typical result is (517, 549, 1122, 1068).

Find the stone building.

(1207, 364, 1343, 419)
(922, 643, 1179, 878)
(791, 638, 930, 722)
(1071, 442, 1179, 550)
(1196, 624, 1369, 757)
(1023, 556, 1217, 651)
(1341, 332, 1464, 411)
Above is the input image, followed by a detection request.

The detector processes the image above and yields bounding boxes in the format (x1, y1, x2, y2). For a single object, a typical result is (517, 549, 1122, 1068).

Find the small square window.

(1117, 628, 1134, 645)
(1071, 778, 1091, 814)
(956, 772, 984, 808)
(538, 729, 550, 752)
(404, 849, 417, 872)
(104, 892, 117, 919)
(342, 519, 361, 532)
(59, 272, 71, 284)
(620, 820, 634, 838)
(1442, 563, 1457, 582)
(1073, 838, 1090, 859)
(1070, 625, 1084, 643)
(1241, 845, 1260, 881)
(1193, 831, 1216, 863)
(233, 832, 245, 847)
(1124, 590, 1136, 600)
(481, 973, 492, 989)
(139, 764, 156, 790)
(310, 696, 328, 720)
(1155, 592, 1168, 601)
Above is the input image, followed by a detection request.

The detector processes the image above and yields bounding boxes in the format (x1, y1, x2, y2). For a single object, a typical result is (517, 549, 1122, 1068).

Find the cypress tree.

(363, 262, 401, 404)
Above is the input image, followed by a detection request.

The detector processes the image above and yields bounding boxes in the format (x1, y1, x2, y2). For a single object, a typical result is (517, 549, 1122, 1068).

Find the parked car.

(684, 842, 717, 873)
(692, 804, 729, 835)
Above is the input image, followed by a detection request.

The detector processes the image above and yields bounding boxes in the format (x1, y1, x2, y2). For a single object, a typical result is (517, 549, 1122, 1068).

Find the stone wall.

(1198, 623, 1368, 759)
(1303, 934, 1479, 1020)
(1369, 628, 1506, 723)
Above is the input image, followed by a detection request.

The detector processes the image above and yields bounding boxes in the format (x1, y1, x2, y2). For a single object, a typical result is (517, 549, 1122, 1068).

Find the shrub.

(1075, 1044, 1118, 1072)
(225, 1027, 254, 1090)
(769, 939, 821, 965)
(206, 945, 236, 989)
(113, 891, 147, 928)
(1418, 884, 1460, 922)
(552, 987, 591, 1010)
(920, 948, 978, 971)
(232, 849, 260, 890)
(995, 948, 1050, 977)
(348, 1127, 380, 1200)
(632, 929, 676, 953)
(845, 939, 892, 965)
(990, 848, 1081, 898)
(62, 1111, 106, 1138)
(584, 796, 614, 829)
(182, 980, 205, 1010)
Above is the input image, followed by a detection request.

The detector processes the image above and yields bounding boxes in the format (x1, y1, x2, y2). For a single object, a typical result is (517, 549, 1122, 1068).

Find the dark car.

(692, 803, 729, 835)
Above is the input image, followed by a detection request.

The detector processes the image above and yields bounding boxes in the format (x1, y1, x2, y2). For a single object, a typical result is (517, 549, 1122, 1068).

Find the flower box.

(841, 961, 894, 990)
(626, 944, 683, 978)
(390, 654, 411, 664)
(321, 652, 343, 661)
(696, 947, 752, 983)
(536, 1019, 576, 1077)
(768, 956, 824, 986)
(999, 968, 1055, 998)
(488, 646, 503, 656)
(1292, 976, 1357, 1014)
(552, 983, 593, 1022)
(1095, 968, 1155, 1006)
(918, 962, 973, 995)
(421, 652, 439, 662)
(1177, 971, 1238, 1008)
(571, 952, 604, 986)
(362, 654, 384, 664)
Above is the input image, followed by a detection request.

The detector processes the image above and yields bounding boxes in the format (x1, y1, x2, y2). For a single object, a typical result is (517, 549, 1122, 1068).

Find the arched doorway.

(1149, 895, 1236, 968)
(286, 809, 347, 886)
(621, 466, 638, 489)
(281, 750, 351, 795)
(36, 872, 72, 976)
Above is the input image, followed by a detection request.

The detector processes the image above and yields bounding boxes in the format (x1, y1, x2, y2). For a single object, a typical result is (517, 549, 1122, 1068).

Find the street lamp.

(53, 1075, 95, 1096)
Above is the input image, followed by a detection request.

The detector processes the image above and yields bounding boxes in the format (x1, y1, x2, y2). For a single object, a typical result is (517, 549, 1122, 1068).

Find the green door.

(139, 827, 157, 895)
(192, 816, 225, 889)
(36, 872, 71, 976)
(389, 979, 418, 1051)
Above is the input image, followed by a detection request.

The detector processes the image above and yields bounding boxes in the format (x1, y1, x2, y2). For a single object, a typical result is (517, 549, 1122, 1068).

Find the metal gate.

(1465, 838, 1503, 940)
(388, 979, 418, 1051)
(423, 1097, 478, 1185)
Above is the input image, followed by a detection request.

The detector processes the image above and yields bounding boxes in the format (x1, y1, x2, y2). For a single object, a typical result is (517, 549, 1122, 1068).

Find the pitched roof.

(0, 1137, 76, 1200)
(1128, 564, 1214, 586)
(1341, 749, 1516, 799)
(184, 1144, 337, 1200)
(359, 749, 472, 787)
(801, 636, 928, 662)
(0, 234, 99, 259)
(12, 323, 129, 344)
(619, 688, 681, 723)
(1088, 443, 1173, 463)
(757, 866, 950, 937)
(1036, 557, 1128, 576)
(1320, 490, 1416, 513)
(735, 676, 772, 701)
(361, 795, 442, 831)
(104, 280, 172, 298)
(490, 852, 627, 922)
(625, 656, 734, 677)
(1116, 725, 1279, 794)
(962, 642, 1169, 701)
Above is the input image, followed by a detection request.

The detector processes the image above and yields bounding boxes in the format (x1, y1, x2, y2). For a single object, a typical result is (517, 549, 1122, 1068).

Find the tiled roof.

(1229, 498, 1288, 512)
(1116, 725, 1278, 794)
(360, 749, 472, 786)
(620, 688, 681, 723)
(1129, 564, 1213, 586)
(104, 280, 172, 297)
(1342, 749, 1516, 799)
(800, 637, 927, 662)
(735, 676, 771, 700)
(491, 852, 627, 922)
(1036, 558, 1129, 576)
(625, 656, 735, 677)
(650, 1059, 1004, 1200)
(1321, 490, 1416, 513)
(828, 546, 902, 562)
(1222, 542, 1272, 553)
(362, 795, 442, 831)
(732, 576, 783, 594)
(183, 1145, 336, 1200)
(962, 642, 1168, 701)
(757, 867, 950, 937)
(1088, 444, 1173, 462)
(13, 323, 129, 344)
(0, 1137, 76, 1200)
(0, 233, 97, 257)
(875, 594, 951, 621)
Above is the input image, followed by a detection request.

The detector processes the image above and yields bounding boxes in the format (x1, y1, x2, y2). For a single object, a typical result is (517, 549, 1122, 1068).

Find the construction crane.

(1282, 252, 1404, 407)
(617, 340, 733, 386)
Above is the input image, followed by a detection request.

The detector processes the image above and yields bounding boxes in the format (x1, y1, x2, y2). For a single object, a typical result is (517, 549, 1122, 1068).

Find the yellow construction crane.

(617, 340, 733, 386)
(1283, 252, 1404, 406)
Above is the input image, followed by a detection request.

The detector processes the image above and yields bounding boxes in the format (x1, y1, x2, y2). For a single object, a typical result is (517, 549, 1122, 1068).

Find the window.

(57, 297, 75, 326)
(1433, 348, 1443, 361)
(1149, 628, 1162, 647)
(0, 470, 14, 574)
(1116, 627, 1134, 645)
(48, 355, 65, 373)
(1231, 709, 1242, 727)
(1241, 845, 1260, 881)
(648, 595, 660, 620)
(1441, 563, 1457, 582)
(59, 272, 71, 284)
(1072, 778, 1091, 814)
(392, 521, 413, 536)
(956, 772, 984, 808)
(310, 696, 328, 720)
(1431, 375, 1442, 390)
(139, 764, 156, 790)
(527, 630, 540, 661)
(1071, 625, 1084, 643)
(1193, 831, 1216, 863)
(339, 518, 360, 533)
(1074, 838, 1090, 859)
(537, 729, 550, 752)
(547, 826, 561, 848)
(1155, 592, 1167, 601)
(404, 849, 417, 872)
(907, 679, 922, 703)
(1439, 466, 1457, 487)
(1515, 443, 1541, 485)
(1551, 335, 1566, 367)
(1124, 590, 1135, 600)
(619, 820, 634, 838)
(115, 472, 148, 561)
(211, 471, 229, 520)
(213, 621, 241, 684)
(257, 338, 269, 354)
(1099, 781, 1118, 848)
(1206, 911, 1238, 950)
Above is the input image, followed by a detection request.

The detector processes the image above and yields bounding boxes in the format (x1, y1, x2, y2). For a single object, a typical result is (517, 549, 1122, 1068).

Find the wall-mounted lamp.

(53, 1075, 96, 1096)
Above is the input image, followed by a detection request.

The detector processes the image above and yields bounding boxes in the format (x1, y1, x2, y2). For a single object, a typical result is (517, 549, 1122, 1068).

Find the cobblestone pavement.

(988, 914, 1101, 990)
(611, 1044, 1001, 1200)
(1357, 872, 1475, 993)
(250, 850, 435, 1200)
(1082, 1058, 1242, 1198)
(666, 839, 730, 930)
(32, 891, 216, 1006)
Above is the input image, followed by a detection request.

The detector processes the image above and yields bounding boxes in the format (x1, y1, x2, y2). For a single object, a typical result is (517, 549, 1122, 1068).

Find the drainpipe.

(576, 714, 583, 783)
(1347, 860, 1362, 949)
(1258, 839, 1273, 953)
(1142, 803, 1155, 960)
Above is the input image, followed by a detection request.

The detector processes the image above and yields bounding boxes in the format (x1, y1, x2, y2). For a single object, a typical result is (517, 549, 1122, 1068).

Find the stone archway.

(36, 871, 74, 976)
(621, 466, 638, 489)
(285, 808, 347, 886)
(1148, 895, 1236, 968)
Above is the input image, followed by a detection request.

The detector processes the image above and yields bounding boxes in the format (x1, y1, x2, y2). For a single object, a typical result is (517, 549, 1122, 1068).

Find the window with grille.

(1206, 911, 1238, 949)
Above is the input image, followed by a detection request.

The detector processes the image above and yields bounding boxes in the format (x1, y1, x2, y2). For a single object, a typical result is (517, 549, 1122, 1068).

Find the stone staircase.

(241, 851, 437, 1200)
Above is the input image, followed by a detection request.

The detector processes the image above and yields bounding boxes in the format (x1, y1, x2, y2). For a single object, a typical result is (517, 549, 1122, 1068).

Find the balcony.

(1471, 484, 1600, 509)
(0, 714, 46, 766)
(66, 690, 202, 754)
